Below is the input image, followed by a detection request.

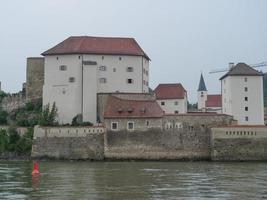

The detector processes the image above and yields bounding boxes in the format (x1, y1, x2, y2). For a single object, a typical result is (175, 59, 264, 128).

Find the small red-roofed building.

(154, 83, 187, 114)
(104, 96, 164, 131)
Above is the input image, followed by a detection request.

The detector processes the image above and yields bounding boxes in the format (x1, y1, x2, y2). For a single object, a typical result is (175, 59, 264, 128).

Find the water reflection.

(0, 161, 267, 199)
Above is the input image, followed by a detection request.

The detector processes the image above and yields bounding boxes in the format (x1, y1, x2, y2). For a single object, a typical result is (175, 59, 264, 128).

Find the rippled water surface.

(0, 161, 267, 200)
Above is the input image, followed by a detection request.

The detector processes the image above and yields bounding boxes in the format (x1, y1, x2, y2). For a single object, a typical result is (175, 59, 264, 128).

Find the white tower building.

(197, 73, 208, 110)
(42, 36, 150, 124)
(220, 63, 264, 125)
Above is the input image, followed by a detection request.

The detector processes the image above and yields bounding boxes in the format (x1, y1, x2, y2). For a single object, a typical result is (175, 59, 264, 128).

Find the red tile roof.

(205, 94, 222, 108)
(154, 83, 187, 100)
(42, 36, 150, 60)
(104, 96, 163, 118)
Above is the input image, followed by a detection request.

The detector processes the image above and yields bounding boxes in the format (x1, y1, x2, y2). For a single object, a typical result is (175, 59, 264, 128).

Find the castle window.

(146, 70, 148, 76)
(99, 66, 107, 71)
(99, 78, 107, 83)
(78, 56, 81, 59)
(146, 81, 148, 86)
(174, 101, 178, 105)
(102, 56, 104, 60)
(127, 122, 134, 130)
(113, 68, 116, 72)
(111, 122, 118, 130)
(119, 57, 122, 61)
(59, 65, 67, 71)
(189, 126, 194, 132)
(146, 120, 150, 127)
(143, 68, 146, 74)
(127, 67, 134, 72)
(244, 87, 248, 92)
(245, 116, 249, 121)
(143, 80, 146, 85)
(56, 57, 59, 60)
(174, 110, 179, 114)
(245, 97, 248, 101)
(161, 101, 165, 106)
(127, 79, 134, 84)
(245, 107, 248, 111)
(69, 77, 75, 83)
(244, 77, 247, 82)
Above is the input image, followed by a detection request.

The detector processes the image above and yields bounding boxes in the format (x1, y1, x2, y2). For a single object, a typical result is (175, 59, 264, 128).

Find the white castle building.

(220, 63, 264, 125)
(42, 36, 150, 124)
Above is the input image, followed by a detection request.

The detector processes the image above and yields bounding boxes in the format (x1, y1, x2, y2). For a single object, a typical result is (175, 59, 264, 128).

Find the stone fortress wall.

(0, 57, 44, 112)
(104, 114, 234, 160)
(211, 126, 267, 161)
(31, 125, 104, 160)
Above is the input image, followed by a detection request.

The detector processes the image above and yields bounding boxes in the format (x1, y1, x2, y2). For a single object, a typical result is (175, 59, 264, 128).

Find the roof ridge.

(110, 95, 156, 103)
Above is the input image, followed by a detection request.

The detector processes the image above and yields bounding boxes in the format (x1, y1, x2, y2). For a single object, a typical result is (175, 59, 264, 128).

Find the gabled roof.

(154, 83, 187, 100)
(205, 94, 222, 108)
(198, 73, 207, 91)
(104, 96, 163, 118)
(42, 36, 150, 60)
(220, 63, 263, 80)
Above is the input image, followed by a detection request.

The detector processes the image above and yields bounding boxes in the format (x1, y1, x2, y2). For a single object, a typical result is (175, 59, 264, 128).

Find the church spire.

(198, 73, 207, 91)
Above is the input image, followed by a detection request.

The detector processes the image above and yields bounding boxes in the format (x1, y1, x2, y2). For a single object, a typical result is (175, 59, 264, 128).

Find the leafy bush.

(0, 127, 34, 154)
(7, 127, 21, 152)
(38, 102, 58, 126)
(16, 128, 33, 154)
(0, 129, 8, 153)
(71, 114, 93, 126)
(0, 110, 8, 125)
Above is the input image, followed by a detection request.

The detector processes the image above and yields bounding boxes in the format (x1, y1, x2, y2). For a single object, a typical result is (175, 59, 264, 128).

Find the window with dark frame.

(245, 107, 248, 111)
(245, 87, 248, 92)
(127, 122, 134, 130)
(59, 65, 67, 71)
(111, 122, 118, 130)
(245, 97, 248, 101)
(161, 101, 165, 106)
(69, 77, 75, 83)
(127, 79, 133, 84)
(127, 67, 134, 72)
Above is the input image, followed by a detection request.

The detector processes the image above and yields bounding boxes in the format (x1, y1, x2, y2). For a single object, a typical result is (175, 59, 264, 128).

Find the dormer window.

(140, 108, 146, 113)
(117, 108, 123, 113)
(127, 108, 133, 113)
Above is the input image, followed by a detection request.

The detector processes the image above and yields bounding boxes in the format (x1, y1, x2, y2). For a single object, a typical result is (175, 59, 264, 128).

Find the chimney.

(229, 62, 235, 69)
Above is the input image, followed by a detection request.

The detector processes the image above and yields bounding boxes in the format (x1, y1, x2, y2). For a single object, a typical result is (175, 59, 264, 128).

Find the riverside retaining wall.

(211, 126, 267, 161)
(31, 126, 104, 160)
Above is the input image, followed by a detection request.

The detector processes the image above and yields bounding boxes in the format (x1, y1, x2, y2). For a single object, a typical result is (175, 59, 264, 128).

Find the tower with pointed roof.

(197, 73, 208, 110)
(220, 63, 264, 125)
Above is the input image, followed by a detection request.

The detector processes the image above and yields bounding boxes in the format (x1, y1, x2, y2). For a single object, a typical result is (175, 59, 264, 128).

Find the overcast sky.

(0, 0, 267, 102)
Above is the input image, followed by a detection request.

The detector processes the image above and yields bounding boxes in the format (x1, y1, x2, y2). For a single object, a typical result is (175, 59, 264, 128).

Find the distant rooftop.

(154, 83, 187, 100)
(220, 63, 263, 80)
(42, 36, 150, 60)
(206, 94, 221, 108)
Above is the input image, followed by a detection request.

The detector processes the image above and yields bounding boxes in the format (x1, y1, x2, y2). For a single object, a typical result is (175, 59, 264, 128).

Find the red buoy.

(32, 161, 40, 175)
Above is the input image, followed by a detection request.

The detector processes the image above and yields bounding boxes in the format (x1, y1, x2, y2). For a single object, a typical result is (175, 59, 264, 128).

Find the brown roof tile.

(220, 63, 263, 80)
(42, 36, 150, 60)
(205, 94, 222, 108)
(104, 96, 163, 118)
(154, 83, 187, 100)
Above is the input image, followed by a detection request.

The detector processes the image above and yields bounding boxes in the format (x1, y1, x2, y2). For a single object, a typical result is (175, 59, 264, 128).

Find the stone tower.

(197, 73, 208, 110)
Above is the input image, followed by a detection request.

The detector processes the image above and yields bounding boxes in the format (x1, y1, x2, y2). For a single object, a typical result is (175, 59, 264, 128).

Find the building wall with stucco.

(43, 54, 149, 124)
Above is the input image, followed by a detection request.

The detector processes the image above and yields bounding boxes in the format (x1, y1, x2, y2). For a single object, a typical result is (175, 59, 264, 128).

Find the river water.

(0, 161, 267, 200)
